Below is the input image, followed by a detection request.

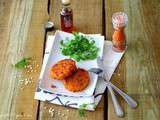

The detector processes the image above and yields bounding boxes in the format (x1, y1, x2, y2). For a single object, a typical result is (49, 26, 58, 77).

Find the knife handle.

(109, 82, 138, 108)
(107, 85, 124, 117)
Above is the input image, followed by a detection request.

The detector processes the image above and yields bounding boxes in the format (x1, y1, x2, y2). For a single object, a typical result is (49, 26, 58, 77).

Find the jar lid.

(112, 12, 128, 28)
(61, 0, 70, 5)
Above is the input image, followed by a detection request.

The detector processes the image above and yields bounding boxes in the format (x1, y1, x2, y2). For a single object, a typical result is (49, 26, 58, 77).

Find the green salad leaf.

(78, 103, 97, 117)
(60, 32, 99, 62)
(14, 57, 30, 69)
(78, 103, 88, 117)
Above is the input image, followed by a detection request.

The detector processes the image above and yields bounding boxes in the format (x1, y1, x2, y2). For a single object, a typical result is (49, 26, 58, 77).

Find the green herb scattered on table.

(78, 103, 88, 117)
(60, 32, 99, 62)
(14, 57, 30, 69)
(78, 103, 97, 117)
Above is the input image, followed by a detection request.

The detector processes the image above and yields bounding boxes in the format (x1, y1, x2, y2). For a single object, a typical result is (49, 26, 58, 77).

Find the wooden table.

(0, 0, 159, 120)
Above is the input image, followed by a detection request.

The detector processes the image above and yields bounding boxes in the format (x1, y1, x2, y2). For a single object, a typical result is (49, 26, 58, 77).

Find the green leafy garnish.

(78, 103, 88, 117)
(14, 57, 30, 68)
(60, 32, 99, 62)
(78, 103, 97, 117)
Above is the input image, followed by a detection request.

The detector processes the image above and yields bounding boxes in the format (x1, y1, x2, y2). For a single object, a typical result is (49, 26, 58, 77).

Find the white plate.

(39, 30, 104, 97)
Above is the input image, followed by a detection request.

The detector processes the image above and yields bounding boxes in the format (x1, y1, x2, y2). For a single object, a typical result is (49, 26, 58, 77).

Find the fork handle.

(109, 82, 137, 108)
(107, 85, 124, 117)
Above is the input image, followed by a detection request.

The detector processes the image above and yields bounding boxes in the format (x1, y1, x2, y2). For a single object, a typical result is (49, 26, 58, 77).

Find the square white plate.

(39, 30, 104, 97)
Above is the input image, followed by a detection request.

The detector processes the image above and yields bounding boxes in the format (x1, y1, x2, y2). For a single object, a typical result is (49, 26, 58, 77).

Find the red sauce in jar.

(112, 12, 128, 52)
(60, 0, 73, 33)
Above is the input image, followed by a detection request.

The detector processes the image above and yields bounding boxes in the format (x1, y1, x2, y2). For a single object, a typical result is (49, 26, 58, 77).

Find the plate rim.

(39, 30, 104, 97)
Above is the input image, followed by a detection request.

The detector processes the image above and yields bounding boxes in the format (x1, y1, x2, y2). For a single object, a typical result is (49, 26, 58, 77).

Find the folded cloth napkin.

(35, 35, 124, 111)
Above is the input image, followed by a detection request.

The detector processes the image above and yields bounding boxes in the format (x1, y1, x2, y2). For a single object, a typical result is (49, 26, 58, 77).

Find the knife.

(89, 57, 137, 109)
(96, 57, 124, 117)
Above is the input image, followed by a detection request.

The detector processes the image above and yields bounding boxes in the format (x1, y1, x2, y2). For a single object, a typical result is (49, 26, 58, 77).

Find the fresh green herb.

(60, 32, 99, 62)
(78, 103, 97, 117)
(14, 57, 30, 69)
(78, 103, 88, 117)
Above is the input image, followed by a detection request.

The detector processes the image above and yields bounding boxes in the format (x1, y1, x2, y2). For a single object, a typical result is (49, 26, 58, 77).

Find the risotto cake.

(63, 68, 90, 92)
(50, 59, 77, 80)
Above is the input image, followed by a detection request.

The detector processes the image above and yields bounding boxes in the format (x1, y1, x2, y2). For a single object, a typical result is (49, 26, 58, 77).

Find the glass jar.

(60, 0, 73, 33)
(112, 12, 128, 52)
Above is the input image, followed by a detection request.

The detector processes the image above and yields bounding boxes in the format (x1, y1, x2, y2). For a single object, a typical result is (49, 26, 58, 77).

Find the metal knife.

(96, 57, 124, 117)
(89, 57, 137, 109)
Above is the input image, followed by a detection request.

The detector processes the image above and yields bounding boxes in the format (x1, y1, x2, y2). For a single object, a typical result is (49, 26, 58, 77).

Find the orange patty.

(50, 59, 77, 80)
(63, 68, 90, 92)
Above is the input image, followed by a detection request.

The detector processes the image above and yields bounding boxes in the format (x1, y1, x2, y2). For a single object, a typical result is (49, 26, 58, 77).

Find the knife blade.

(96, 57, 110, 81)
(96, 57, 124, 117)
(90, 57, 137, 109)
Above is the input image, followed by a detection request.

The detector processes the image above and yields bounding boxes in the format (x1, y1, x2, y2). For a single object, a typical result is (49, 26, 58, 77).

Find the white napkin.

(35, 35, 124, 111)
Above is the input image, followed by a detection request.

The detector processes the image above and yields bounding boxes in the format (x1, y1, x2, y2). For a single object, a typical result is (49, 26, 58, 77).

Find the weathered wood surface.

(0, 0, 47, 119)
(0, 0, 160, 120)
(105, 0, 160, 120)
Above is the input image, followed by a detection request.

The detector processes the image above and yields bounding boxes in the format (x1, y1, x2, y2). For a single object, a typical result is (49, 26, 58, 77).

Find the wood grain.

(105, 0, 160, 120)
(1, 0, 159, 119)
(0, 0, 48, 119)
(38, 0, 104, 120)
